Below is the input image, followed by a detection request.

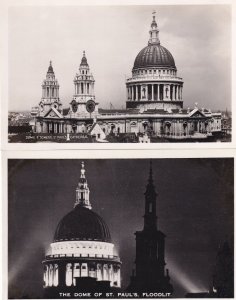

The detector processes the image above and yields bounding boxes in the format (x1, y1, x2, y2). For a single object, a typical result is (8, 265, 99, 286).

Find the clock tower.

(69, 51, 99, 118)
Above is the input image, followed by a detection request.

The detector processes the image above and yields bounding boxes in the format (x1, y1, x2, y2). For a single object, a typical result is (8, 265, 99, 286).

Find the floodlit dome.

(54, 206, 111, 242)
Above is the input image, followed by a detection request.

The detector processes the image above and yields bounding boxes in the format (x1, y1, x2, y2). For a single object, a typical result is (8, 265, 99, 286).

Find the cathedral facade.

(43, 162, 121, 298)
(33, 14, 221, 141)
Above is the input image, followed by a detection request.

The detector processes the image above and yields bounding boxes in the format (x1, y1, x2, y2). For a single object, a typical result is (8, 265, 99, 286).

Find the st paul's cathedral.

(33, 13, 222, 142)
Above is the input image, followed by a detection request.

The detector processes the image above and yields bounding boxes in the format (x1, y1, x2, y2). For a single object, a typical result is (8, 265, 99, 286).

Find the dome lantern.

(75, 161, 91, 209)
(148, 11, 160, 45)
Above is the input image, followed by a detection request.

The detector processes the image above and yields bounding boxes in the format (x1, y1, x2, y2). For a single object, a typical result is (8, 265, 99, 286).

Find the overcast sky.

(8, 5, 231, 112)
(8, 158, 233, 298)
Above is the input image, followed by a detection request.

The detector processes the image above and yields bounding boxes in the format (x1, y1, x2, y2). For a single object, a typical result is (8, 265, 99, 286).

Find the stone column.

(136, 85, 138, 101)
(45, 265, 49, 287)
(157, 84, 160, 101)
(173, 85, 176, 100)
(167, 85, 170, 99)
(152, 84, 154, 101)
(163, 85, 166, 100)
(117, 267, 121, 287)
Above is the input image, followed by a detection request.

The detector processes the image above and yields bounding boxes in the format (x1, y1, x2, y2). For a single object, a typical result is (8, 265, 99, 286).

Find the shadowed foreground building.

(42, 162, 121, 298)
(33, 13, 221, 142)
(127, 163, 173, 294)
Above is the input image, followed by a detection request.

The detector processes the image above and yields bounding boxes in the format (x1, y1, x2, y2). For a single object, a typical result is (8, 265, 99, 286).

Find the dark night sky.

(8, 159, 234, 298)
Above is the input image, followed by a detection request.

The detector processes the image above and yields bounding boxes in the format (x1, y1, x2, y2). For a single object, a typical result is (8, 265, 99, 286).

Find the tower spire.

(148, 11, 160, 45)
(80, 50, 88, 66)
(47, 60, 54, 73)
(144, 161, 157, 230)
(149, 160, 153, 183)
(75, 162, 92, 209)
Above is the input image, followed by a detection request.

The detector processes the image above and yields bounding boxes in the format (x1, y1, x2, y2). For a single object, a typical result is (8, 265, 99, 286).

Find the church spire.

(148, 11, 160, 45)
(144, 160, 157, 230)
(75, 162, 91, 209)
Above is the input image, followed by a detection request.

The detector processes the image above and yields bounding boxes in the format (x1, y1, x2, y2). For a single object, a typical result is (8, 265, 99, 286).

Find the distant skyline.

(9, 5, 231, 111)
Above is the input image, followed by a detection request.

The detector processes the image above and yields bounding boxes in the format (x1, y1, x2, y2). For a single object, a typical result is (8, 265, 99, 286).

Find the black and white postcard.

(8, 158, 234, 298)
(6, 4, 231, 144)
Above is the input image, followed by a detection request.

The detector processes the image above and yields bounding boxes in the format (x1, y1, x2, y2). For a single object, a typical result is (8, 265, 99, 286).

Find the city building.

(33, 13, 222, 142)
(127, 162, 173, 293)
(42, 162, 121, 298)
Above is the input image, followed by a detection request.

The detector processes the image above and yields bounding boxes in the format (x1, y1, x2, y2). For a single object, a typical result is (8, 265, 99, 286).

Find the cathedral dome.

(54, 206, 111, 242)
(133, 44, 176, 71)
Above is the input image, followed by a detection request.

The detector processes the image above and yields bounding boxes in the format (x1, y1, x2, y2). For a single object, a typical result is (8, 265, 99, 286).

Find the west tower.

(38, 61, 62, 116)
(69, 52, 99, 118)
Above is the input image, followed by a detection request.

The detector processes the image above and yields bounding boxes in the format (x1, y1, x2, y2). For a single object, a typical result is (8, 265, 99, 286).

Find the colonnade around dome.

(43, 260, 121, 288)
(126, 83, 183, 102)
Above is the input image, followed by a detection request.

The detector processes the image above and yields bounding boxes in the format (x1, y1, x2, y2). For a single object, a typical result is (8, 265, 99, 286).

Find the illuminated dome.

(43, 162, 121, 292)
(54, 205, 111, 242)
(133, 44, 176, 71)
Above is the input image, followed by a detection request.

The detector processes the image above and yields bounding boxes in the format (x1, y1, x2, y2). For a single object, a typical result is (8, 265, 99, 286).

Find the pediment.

(189, 109, 206, 118)
(44, 107, 63, 118)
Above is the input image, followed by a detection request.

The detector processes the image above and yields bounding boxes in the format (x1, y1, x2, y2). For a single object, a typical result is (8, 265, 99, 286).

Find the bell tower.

(69, 51, 99, 118)
(127, 162, 173, 293)
(38, 61, 62, 116)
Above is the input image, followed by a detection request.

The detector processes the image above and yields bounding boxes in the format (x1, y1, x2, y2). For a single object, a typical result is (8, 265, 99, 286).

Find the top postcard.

(7, 4, 232, 144)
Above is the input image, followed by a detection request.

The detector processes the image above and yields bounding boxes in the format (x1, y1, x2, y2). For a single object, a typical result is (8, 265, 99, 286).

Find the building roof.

(98, 108, 140, 115)
(133, 44, 176, 71)
(54, 206, 111, 242)
(62, 108, 70, 115)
